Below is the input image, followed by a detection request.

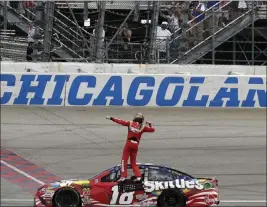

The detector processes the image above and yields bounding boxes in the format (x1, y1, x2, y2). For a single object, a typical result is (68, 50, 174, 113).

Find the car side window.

(101, 171, 119, 182)
(148, 167, 174, 181)
(172, 170, 194, 180)
(117, 168, 145, 180)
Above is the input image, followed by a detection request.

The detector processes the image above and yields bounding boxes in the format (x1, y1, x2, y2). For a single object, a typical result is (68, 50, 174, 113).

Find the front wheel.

(53, 188, 81, 207)
(157, 189, 186, 207)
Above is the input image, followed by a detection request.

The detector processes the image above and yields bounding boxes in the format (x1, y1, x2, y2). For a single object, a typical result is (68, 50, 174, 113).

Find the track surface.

(1, 106, 266, 206)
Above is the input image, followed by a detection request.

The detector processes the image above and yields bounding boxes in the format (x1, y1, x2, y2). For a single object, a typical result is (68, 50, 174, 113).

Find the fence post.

(32, 1, 44, 62)
(148, 0, 160, 64)
(95, 1, 106, 63)
(43, 1, 55, 62)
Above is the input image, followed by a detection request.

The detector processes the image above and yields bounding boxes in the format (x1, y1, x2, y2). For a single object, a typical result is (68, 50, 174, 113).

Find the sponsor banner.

(1, 73, 266, 108)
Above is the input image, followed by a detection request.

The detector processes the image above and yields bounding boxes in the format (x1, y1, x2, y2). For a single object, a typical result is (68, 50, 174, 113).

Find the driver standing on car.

(106, 113, 155, 182)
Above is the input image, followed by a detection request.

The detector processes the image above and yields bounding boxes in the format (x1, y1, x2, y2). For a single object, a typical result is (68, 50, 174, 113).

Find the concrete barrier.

(1, 72, 266, 108)
(1, 62, 266, 75)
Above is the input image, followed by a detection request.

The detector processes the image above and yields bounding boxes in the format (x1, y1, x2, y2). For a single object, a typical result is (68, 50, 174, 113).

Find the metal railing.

(1, 1, 266, 64)
(23, 7, 84, 59)
(0, 2, 85, 60)
(168, 1, 265, 64)
(0, 34, 28, 61)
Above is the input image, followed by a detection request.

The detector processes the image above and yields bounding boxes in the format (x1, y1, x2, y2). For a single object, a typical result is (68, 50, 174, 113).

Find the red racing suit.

(111, 118, 155, 178)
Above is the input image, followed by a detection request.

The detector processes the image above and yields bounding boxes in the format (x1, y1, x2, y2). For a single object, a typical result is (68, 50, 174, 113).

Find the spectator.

(206, 1, 220, 36)
(191, 1, 206, 45)
(24, 1, 36, 20)
(160, 5, 181, 33)
(218, 0, 230, 27)
(18, 1, 25, 15)
(118, 23, 132, 50)
(26, 23, 35, 61)
(238, 0, 247, 12)
(24, 1, 35, 8)
(156, 21, 172, 62)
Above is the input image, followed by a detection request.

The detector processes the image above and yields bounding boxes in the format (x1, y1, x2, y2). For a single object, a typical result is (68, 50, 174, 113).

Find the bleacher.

(0, 29, 28, 61)
(0, 1, 266, 65)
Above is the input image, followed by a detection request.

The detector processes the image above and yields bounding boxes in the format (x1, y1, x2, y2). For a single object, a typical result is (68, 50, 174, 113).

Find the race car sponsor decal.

(144, 179, 203, 193)
(110, 185, 135, 205)
(205, 194, 218, 205)
(139, 198, 157, 207)
(51, 179, 90, 187)
(59, 180, 73, 187)
(136, 193, 149, 201)
(81, 188, 91, 205)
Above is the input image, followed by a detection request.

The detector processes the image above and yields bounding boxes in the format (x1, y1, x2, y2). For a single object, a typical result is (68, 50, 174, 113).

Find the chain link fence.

(1, 1, 266, 65)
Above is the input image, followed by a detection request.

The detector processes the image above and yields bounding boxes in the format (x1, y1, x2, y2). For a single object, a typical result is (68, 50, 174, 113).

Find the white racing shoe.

(134, 177, 142, 182)
(118, 177, 126, 182)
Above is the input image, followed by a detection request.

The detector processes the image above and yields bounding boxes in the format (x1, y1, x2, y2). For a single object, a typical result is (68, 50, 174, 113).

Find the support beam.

(177, 1, 190, 62)
(251, 4, 255, 65)
(95, 1, 106, 63)
(212, 7, 215, 64)
(43, 1, 55, 62)
(3, 1, 7, 30)
(84, 1, 88, 21)
(133, 1, 140, 22)
(148, 0, 160, 64)
(32, 1, 44, 62)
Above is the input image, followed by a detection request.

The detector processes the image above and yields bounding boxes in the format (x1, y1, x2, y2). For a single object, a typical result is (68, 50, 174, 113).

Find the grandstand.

(0, 1, 266, 65)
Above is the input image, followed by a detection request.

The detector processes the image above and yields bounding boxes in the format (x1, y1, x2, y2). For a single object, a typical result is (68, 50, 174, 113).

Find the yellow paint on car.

(72, 180, 90, 185)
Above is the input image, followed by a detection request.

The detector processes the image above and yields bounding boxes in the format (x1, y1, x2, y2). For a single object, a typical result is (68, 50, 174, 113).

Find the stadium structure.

(0, 1, 266, 65)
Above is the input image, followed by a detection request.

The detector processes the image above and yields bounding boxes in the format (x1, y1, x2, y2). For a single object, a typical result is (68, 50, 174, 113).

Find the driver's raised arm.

(143, 121, 155, 132)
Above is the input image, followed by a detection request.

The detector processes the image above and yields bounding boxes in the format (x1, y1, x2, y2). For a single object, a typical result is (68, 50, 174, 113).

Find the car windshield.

(90, 165, 119, 179)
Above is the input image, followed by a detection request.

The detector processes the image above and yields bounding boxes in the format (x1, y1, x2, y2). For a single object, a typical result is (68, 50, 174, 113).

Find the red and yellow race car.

(34, 163, 220, 207)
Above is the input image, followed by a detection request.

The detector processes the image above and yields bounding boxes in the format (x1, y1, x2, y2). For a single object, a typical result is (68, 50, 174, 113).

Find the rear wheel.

(53, 188, 81, 207)
(157, 189, 186, 207)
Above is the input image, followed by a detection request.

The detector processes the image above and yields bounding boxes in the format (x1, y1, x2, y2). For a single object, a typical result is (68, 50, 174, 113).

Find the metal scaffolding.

(0, 1, 266, 65)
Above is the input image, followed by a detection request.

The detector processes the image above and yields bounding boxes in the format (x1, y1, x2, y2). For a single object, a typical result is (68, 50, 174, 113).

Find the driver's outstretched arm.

(106, 116, 130, 126)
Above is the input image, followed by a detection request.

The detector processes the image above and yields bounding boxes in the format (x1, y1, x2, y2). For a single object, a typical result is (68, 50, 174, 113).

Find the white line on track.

(1, 160, 45, 185)
(1, 199, 33, 202)
(1, 161, 266, 204)
(220, 200, 266, 203)
(1, 199, 266, 203)
(221, 200, 266, 203)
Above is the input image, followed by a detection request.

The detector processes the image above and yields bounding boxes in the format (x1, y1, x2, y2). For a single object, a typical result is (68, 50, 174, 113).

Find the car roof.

(92, 163, 194, 179)
(113, 163, 193, 176)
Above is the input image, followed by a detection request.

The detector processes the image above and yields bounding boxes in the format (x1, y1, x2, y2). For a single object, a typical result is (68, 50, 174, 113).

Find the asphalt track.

(1, 106, 266, 206)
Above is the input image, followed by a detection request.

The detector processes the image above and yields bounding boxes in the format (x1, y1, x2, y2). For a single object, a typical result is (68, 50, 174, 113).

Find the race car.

(34, 163, 220, 207)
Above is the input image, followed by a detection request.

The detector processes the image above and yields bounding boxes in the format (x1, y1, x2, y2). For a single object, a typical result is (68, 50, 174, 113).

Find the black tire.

(53, 188, 81, 207)
(157, 189, 186, 207)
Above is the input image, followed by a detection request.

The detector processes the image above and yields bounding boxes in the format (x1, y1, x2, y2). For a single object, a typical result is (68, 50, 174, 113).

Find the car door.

(90, 166, 146, 205)
(89, 170, 120, 205)
(110, 167, 147, 205)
